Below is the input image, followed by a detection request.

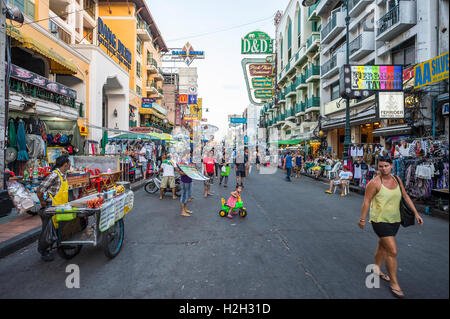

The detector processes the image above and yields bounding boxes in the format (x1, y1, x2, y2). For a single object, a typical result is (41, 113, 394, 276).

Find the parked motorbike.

(144, 172, 181, 196)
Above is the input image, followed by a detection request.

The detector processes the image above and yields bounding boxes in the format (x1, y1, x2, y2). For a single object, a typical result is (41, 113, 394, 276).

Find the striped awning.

(7, 24, 78, 75)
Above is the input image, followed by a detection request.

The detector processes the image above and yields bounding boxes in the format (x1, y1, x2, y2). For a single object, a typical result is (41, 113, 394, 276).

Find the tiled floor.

(0, 215, 41, 243)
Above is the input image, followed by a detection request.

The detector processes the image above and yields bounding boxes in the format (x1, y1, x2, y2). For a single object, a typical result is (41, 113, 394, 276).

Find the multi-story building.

(94, 0, 170, 133)
(317, 0, 449, 158)
(261, 0, 322, 148)
(6, 0, 89, 131)
(162, 71, 179, 128)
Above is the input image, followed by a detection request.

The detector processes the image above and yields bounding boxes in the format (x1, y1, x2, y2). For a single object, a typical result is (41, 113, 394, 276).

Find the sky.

(148, 0, 290, 140)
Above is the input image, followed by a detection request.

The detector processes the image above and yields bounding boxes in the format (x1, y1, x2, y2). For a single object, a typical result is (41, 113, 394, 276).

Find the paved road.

(0, 168, 448, 299)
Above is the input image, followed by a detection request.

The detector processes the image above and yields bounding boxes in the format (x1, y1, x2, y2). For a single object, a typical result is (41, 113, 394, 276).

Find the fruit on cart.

(87, 197, 104, 208)
(115, 185, 125, 194)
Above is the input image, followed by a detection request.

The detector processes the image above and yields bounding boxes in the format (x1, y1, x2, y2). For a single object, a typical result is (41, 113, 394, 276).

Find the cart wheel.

(219, 210, 227, 217)
(102, 219, 124, 259)
(57, 245, 82, 260)
(239, 208, 247, 218)
(144, 181, 158, 194)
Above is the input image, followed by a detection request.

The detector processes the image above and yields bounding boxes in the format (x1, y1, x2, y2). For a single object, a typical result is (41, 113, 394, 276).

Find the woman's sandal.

(226, 215, 233, 219)
(390, 286, 405, 298)
(371, 269, 391, 282)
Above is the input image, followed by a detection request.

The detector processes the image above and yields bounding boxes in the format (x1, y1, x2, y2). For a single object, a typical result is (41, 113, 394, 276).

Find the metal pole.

(0, 2, 6, 190)
(343, 0, 351, 161)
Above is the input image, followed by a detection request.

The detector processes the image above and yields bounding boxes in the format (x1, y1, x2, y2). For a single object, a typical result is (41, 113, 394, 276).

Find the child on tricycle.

(219, 185, 247, 219)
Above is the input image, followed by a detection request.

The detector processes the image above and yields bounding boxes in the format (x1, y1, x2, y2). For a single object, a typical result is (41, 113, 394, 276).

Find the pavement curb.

(0, 179, 147, 259)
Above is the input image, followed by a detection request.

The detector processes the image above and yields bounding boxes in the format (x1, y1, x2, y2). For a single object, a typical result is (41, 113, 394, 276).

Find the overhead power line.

(165, 14, 275, 43)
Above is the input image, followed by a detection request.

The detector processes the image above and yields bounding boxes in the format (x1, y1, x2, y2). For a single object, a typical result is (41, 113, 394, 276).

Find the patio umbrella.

(16, 119, 29, 161)
(8, 118, 17, 149)
(72, 122, 84, 155)
(101, 129, 108, 154)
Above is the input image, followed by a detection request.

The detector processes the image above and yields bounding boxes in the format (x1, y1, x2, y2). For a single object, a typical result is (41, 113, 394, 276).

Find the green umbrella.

(8, 119, 17, 149)
(101, 130, 108, 154)
(72, 122, 84, 155)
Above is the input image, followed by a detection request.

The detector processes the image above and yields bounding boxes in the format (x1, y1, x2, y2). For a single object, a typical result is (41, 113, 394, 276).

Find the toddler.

(225, 185, 243, 219)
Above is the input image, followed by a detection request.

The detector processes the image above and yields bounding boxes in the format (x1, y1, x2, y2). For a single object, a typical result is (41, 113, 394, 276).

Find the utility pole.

(0, 1, 7, 190)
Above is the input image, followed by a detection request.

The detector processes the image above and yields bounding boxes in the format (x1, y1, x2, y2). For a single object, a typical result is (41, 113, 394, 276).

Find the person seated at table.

(324, 165, 353, 197)
(311, 156, 326, 179)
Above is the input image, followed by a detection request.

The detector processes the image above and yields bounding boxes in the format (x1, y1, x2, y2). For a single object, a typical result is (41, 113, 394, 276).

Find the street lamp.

(302, 0, 351, 160)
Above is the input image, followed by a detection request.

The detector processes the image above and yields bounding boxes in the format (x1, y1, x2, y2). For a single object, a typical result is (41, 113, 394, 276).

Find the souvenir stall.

(344, 139, 449, 207)
(5, 114, 90, 214)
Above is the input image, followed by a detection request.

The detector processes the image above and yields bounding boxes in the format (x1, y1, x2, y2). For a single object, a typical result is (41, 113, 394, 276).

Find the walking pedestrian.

(244, 148, 250, 178)
(234, 149, 247, 187)
(284, 151, 292, 182)
(178, 162, 193, 217)
(358, 156, 424, 298)
(203, 150, 216, 197)
(255, 149, 261, 171)
(219, 153, 230, 187)
(294, 150, 302, 178)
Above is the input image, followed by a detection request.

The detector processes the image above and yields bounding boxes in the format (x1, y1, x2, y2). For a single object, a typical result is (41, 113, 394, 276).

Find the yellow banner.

(414, 52, 449, 88)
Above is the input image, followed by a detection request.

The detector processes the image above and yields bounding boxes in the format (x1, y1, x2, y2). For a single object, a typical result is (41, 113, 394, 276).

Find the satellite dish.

(5, 4, 24, 23)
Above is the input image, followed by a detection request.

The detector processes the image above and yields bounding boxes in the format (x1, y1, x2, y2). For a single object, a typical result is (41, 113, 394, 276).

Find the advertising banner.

(350, 65, 403, 91)
(142, 98, 156, 108)
(378, 91, 405, 119)
(11, 64, 77, 99)
(414, 51, 449, 89)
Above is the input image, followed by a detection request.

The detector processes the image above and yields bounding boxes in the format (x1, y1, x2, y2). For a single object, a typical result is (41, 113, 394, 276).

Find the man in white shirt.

(324, 165, 353, 197)
(137, 144, 149, 178)
(158, 154, 181, 200)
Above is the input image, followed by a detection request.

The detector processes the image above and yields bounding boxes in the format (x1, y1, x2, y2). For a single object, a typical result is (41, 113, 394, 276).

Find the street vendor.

(36, 155, 71, 262)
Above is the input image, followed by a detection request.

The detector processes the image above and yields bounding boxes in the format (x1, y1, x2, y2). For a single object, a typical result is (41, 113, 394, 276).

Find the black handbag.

(393, 175, 415, 227)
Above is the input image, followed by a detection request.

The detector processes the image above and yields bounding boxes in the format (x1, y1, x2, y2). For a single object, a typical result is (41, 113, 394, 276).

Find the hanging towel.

(16, 120, 29, 161)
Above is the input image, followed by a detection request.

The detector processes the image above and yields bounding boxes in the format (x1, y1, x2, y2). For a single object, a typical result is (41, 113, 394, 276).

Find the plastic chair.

(333, 180, 349, 195)
(327, 162, 342, 180)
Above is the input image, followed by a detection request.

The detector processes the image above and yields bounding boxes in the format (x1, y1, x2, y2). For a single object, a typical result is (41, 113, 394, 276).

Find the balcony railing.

(278, 91, 286, 102)
(295, 102, 306, 114)
(286, 108, 295, 118)
(84, 0, 96, 20)
(10, 77, 83, 115)
(349, 34, 362, 56)
(306, 34, 320, 49)
(321, 14, 337, 39)
(306, 65, 320, 80)
(377, 4, 399, 36)
(296, 74, 306, 87)
(321, 54, 337, 75)
(306, 96, 320, 109)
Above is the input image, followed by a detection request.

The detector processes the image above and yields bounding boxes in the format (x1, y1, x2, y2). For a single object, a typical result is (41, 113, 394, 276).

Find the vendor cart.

(43, 189, 134, 259)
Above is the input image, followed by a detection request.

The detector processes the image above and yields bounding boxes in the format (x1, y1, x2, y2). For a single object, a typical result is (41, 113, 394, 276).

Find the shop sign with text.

(350, 65, 403, 91)
(179, 94, 188, 104)
(414, 52, 449, 89)
(98, 18, 132, 69)
(378, 91, 404, 119)
(241, 31, 274, 54)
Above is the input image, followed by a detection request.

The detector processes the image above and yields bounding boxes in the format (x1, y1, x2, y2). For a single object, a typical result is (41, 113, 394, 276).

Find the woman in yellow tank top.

(359, 156, 423, 299)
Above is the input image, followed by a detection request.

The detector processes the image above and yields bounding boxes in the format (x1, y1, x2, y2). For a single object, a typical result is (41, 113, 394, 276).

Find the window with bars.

(136, 61, 141, 78)
(49, 19, 71, 44)
(137, 37, 142, 55)
(8, 0, 35, 20)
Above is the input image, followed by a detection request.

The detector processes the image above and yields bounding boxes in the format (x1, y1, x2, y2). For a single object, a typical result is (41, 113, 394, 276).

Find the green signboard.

(241, 31, 274, 54)
(251, 77, 274, 89)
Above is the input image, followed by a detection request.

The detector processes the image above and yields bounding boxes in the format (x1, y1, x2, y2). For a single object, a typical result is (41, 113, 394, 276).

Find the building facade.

(261, 0, 322, 149)
(317, 0, 449, 158)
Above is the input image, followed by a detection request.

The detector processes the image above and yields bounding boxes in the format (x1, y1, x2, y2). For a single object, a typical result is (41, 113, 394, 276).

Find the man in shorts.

(235, 149, 247, 187)
(324, 165, 353, 197)
(203, 150, 216, 197)
(159, 154, 180, 200)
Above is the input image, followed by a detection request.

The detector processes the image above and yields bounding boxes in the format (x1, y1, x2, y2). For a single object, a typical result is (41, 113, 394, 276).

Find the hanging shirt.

(354, 164, 362, 179)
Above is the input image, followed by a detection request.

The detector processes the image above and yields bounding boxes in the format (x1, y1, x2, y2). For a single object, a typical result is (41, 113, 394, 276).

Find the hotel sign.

(242, 57, 275, 105)
(241, 31, 274, 55)
(171, 42, 205, 66)
(98, 18, 132, 69)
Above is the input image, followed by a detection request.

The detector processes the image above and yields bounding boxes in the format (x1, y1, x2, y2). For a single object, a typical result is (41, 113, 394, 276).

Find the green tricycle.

(219, 196, 247, 218)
